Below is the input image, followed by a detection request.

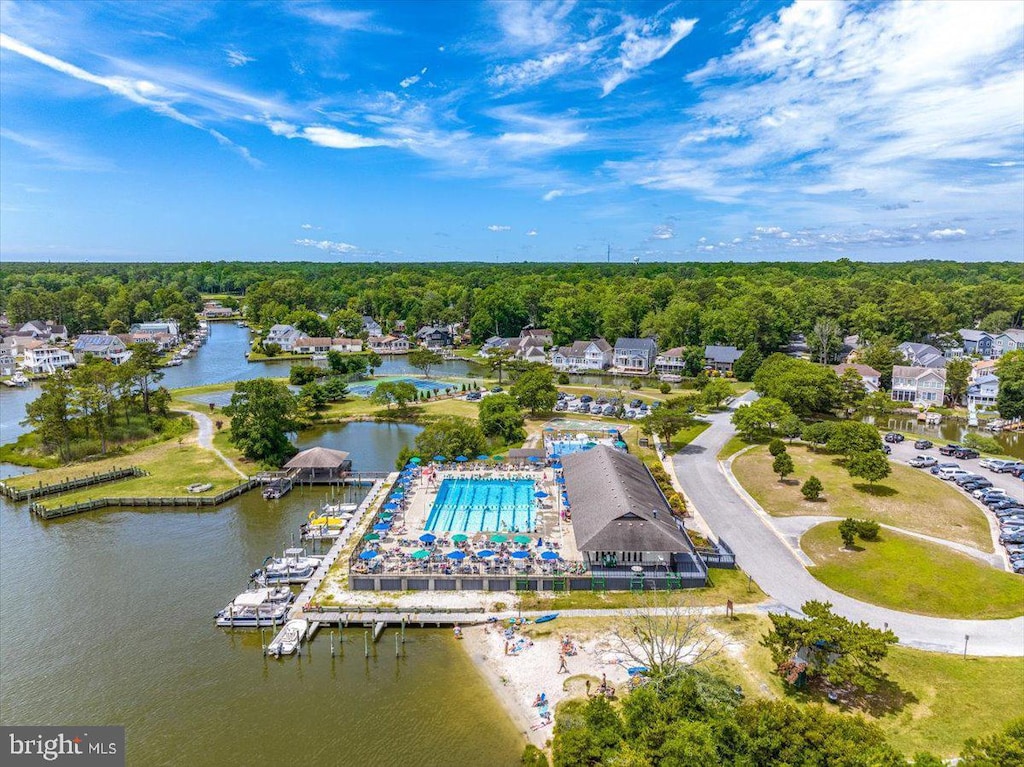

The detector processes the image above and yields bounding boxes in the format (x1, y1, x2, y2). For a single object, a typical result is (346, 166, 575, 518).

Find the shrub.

(856, 519, 880, 541)
(801, 475, 823, 500)
(768, 438, 787, 457)
(521, 744, 549, 767)
(558, 373, 570, 385)
(772, 452, 795, 481)
(659, 382, 671, 394)
(262, 342, 281, 357)
(962, 433, 1004, 455)
(839, 518, 858, 548)
(630, 377, 642, 390)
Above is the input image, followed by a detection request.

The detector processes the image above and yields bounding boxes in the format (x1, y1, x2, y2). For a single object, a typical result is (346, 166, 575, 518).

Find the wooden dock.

(29, 478, 261, 519)
(1, 466, 146, 501)
(297, 607, 491, 628)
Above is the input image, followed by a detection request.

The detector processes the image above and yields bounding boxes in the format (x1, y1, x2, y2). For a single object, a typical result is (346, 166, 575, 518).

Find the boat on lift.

(215, 587, 294, 628)
(256, 548, 320, 584)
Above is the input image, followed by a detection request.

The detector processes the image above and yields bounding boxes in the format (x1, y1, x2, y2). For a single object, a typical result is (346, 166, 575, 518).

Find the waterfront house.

(22, 345, 76, 374)
(992, 329, 1024, 357)
(966, 374, 999, 409)
(970, 359, 997, 383)
(891, 365, 947, 405)
(519, 328, 553, 347)
(561, 446, 706, 582)
(897, 342, 946, 368)
(17, 320, 68, 343)
(832, 363, 881, 393)
(291, 337, 364, 355)
(703, 345, 744, 373)
(331, 337, 363, 353)
(958, 329, 995, 357)
(265, 324, 305, 352)
(654, 347, 687, 375)
(613, 337, 658, 375)
(480, 336, 516, 356)
(362, 316, 383, 337)
(203, 305, 236, 318)
(0, 345, 14, 376)
(129, 320, 180, 341)
(367, 334, 411, 354)
(551, 338, 613, 371)
(73, 334, 131, 365)
(519, 343, 548, 364)
(415, 325, 453, 349)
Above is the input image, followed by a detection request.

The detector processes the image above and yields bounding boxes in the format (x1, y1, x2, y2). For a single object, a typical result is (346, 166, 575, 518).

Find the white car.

(937, 467, 970, 481)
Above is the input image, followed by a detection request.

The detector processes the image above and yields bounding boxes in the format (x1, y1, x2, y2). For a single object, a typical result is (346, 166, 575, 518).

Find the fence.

(1, 466, 146, 501)
(695, 537, 737, 569)
(30, 478, 261, 519)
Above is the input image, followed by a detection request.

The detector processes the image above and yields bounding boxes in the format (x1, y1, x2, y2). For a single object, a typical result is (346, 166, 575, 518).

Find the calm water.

(0, 419, 524, 766)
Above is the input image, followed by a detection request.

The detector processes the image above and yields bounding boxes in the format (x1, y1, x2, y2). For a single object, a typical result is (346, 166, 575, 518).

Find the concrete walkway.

(187, 409, 247, 478)
(670, 393, 1024, 657)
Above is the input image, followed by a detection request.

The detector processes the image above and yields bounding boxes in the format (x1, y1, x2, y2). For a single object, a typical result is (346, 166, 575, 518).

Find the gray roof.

(74, 334, 122, 351)
(561, 446, 693, 553)
(284, 446, 350, 469)
(704, 345, 743, 364)
(507, 447, 546, 461)
(614, 337, 657, 354)
(959, 329, 993, 342)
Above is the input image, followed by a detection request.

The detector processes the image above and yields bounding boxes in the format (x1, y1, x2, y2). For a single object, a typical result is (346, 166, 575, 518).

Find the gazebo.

(284, 446, 352, 481)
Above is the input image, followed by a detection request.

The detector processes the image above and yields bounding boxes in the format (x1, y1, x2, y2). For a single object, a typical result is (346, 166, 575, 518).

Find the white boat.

(8, 371, 29, 387)
(267, 618, 308, 656)
(259, 548, 320, 584)
(312, 353, 328, 361)
(215, 587, 294, 628)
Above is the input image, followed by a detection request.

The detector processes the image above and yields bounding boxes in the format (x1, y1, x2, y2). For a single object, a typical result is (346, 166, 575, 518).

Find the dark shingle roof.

(704, 345, 743, 364)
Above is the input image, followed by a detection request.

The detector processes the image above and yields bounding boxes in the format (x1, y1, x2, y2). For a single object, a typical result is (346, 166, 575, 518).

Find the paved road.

(671, 394, 1024, 657)
(188, 409, 247, 478)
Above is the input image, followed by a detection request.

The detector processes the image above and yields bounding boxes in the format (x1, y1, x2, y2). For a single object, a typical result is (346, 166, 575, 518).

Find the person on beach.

(585, 679, 591, 697)
(558, 653, 568, 674)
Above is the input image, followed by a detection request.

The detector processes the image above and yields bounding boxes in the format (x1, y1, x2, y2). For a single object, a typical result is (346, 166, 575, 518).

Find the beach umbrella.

(585, 441, 598, 448)
(490, 534, 508, 543)
(382, 502, 398, 510)
(433, 455, 447, 462)
(607, 428, 617, 434)
(534, 491, 548, 498)
(379, 513, 393, 521)
(528, 455, 541, 463)
(452, 533, 469, 543)
(615, 441, 627, 448)
(476, 549, 496, 558)
(409, 457, 422, 464)
(373, 522, 391, 532)
(411, 549, 430, 560)
(419, 533, 437, 544)
(446, 550, 466, 560)
(541, 551, 559, 561)
(543, 427, 555, 432)
(359, 550, 378, 560)
(455, 455, 468, 462)
(390, 489, 405, 498)
(477, 454, 490, 461)
(363, 532, 380, 541)
(551, 462, 563, 470)
(491, 455, 504, 461)
(550, 453, 561, 459)
(511, 550, 530, 559)
(556, 476, 565, 484)
(513, 534, 532, 544)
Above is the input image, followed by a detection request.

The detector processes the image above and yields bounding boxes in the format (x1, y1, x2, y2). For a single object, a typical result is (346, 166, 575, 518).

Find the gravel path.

(188, 409, 247, 478)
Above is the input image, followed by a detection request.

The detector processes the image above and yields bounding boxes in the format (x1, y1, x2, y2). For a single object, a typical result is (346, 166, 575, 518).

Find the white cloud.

(274, 123, 402, 150)
(300, 223, 314, 230)
(400, 67, 427, 89)
(651, 224, 674, 239)
(526, 229, 538, 236)
(928, 227, 967, 240)
(601, 16, 698, 96)
(487, 224, 511, 232)
(286, 5, 397, 34)
(492, 106, 587, 153)
(489, 40, 600, 91)
(542, 189, 565, 201)
(293, 238, 358, 253)
(0, 127, 112, 171)
(224, 47, 255, 67)
(494, 0, 577, 51)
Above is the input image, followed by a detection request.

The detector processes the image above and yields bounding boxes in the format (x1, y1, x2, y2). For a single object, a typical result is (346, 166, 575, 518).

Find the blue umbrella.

(541, 551, 559, 560)
(543, 427, 555, 432)
(534, 491, 549, 498)
(476, 549, 496, 558)
(550, 453, 561, 459)
(433, 455, 447, 462)
(607, 428, 617, 434)
(511, 550, 530, 559)
(477, 454, 490, 461)
(556, 476, 565, 484)
(528, 455, 540, 462)
(373, 523, 391, 531)
(391, 488, 405, 496)
(446, 550, 466, 560)
(359, 550, 379, 560)
(404, 462, 417, 469)
(382, 502, 398, 510)
(551, 462, 563, 470)
(419, 533, 437, 544)
(455, 455, 468, 462)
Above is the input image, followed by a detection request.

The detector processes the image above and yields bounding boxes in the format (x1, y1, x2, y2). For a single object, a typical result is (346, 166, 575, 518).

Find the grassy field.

(801, 522, 1023, 619)
(717, 435, 764, 460)
(733, 444, 993, 551)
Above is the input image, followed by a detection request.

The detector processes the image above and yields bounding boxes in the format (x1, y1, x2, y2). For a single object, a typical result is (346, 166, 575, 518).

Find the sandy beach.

(460, 619, 632, 748)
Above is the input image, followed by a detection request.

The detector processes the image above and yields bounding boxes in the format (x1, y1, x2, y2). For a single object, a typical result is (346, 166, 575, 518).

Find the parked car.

(1011, 465, 1024, 478)
(909, 455, 937, 468)
(580, 395, 593, 404)
(931, 462, 959, 475)
(953, 448, 980, 460)
(992, 460, 1024, 474)
(962, 478, 993, 491)
(991, 499, 1024, 511)
(554, 401, 566, 411)
(975, 488, 1007, 500)
(490, 386, 503, 393)
(602, 405, 615, 416)
(937, 467, 970, 481)
(913, 439, 933, 450)
(1001, 533, 1024, 545)
(884, 432, 905, 443)
(939, 444, 964, 456)
(590, 404, 603, 415)
(954, 473, 982, 486)
(994, 508, 1024, 519)
(629, 398, 642, 408)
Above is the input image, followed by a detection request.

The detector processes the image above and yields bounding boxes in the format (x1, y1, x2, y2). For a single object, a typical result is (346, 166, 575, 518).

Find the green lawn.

(801, 522, 1023, 619)
(717, 435, 764, 461)
(734, 444, 993, 551)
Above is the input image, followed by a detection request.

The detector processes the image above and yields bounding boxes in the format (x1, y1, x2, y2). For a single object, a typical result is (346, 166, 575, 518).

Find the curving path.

(670, 393, 1024, 657)
(187, 409, 247, 478)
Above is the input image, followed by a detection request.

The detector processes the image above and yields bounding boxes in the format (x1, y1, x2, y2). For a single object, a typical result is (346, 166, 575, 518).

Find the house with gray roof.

(703, 345, 744, 373)
(551, 339, 612, 371)
(265, 324, 306, 351)
(966, 374, 999, 409)
(958, 329, 995, 357)
(891, 365, 947, 405)
(613, 337, 658, 374)
(73, 334, 131, 364)
(993, 329, 1024, 357)
(561, 446, 706, 583)
(897, 342, 946, 368)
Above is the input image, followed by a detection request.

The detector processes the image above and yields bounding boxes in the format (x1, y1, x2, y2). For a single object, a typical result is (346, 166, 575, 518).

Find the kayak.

(534, 613, 559, 624)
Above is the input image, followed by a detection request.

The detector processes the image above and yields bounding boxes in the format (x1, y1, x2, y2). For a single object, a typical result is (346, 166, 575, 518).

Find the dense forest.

(2, 261, 1022, 354)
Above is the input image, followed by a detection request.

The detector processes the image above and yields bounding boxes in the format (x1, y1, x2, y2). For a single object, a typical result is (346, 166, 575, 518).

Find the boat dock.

(297, 607, 491, 628)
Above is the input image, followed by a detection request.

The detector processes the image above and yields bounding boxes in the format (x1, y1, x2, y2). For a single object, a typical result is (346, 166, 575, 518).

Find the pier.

(1, 466, 146, 501)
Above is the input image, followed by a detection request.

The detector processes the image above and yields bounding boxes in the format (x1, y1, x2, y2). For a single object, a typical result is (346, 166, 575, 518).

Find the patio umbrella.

(585, 441, 598, 448)
(373, 523, 391, 532)
(446, 550, 466, 560)
(409, 457, 422, 464)
(528, 455, 540, 462)
(615, 440, 627, 448)
(550, 453, 561, 459)
(455, 455, 468, 462)
(551, 462, 563, 470)
(491, 455, 504, 461)
(556, 476, 566, 484)
(476, 549, 496, 558)
(607, 428, 617, 434)
(513, 534, 532, 545)
(363, 533, 380, 541)
(379, 512, 393, 520)
(382, 502, 398, 510)
(477, 454, 490, 461)
(511, 550, 530, 559)
(411, 549, 430, 560)
(433, 455, 447, 462)
(541, 551, 559, 561)
(543, 427, 555, 432)
(359, 550, 379, 560)
(534, 491, 549, 498)
(490, 534, 508, 543)
(452, 534, 469, 543)
(419, 533, 437, 544)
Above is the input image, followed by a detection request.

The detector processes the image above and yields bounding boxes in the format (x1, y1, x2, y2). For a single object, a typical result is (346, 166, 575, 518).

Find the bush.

(630, 377, 642, 390)
(962, 433, 1005, 455)
(558, 373, 570, 385)
(262, 342, 281, 357)
(768, 438, 787, 457)
(801, 475, 823, 500)
(839, 518, 858, 548)
(772, 452, 794, 480)
(521, 744, 549, 767)
(659, 382, 671, 394)
(856, 519, 880, 541)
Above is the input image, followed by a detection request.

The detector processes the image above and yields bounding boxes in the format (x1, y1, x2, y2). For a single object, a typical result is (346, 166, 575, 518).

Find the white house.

(73, 334, 131, 365)
(368, 335, 411, 354)
(966, 374, 999, 409)
(891, 365, 947, 405)
(832, 363, 881, 393)
(265, 324, 305, 352)
(23, 345, 76, 374)
(362, 316, 383, 336)
(897, 342, 946, 368)
(0, 346, 14, 376)
(18, 320, 68, 343)
(613, 338, 658, 375)
(654, 347, 687, 375)
(551, 339, 613, 371)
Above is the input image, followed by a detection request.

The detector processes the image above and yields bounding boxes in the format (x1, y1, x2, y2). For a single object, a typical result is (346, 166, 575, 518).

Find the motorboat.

(9, 371, 29, 387)
(267, 619, 308, 656)
(258, 548, 320, 584)
(215, 587, 294, 628)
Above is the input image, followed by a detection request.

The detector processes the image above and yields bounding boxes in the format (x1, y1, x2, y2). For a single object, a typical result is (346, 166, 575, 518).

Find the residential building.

(23, 345, 76, 374)
(958, 329, 995, 357)
(891, 365, 947, 404)
(993, 329, 1024, 357)
(966, 374, 999, 409)
(832, 363, 881, 393)
(203, 306, 236, 318)
(897, 342, 946, 368)
(415, 325, 453, 349)
(361, 316, 383, 337)
(479, 336, 516, 356)
(292, 337, 332, 355)
(519, 344, 548, 364)
(17, 320, 68, 343)
(367, 335, 411, 354)
(551, 338, 613, 371)
(331, 337, 363, 353)
(654, 347, 687, 375)
(704, 345, 744, 373)
(613, 337, 658, 374)
(73, 334, 131, 364)
(0, 346, 14, 376)
(970, 359, 997, 383)
(130, 321, 180, 340)
(519, 328, 553, 347)
(264, 324, 305, 352)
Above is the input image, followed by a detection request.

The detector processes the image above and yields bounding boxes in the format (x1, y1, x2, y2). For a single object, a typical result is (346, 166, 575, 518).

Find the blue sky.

(1, 0, 1022, 262)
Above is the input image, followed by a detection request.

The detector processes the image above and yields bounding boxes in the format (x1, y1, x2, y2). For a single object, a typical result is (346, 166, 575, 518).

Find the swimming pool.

(348, 377, 448, 397)
(546, 439, 597, 457)
(425, 478, 536, 533)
